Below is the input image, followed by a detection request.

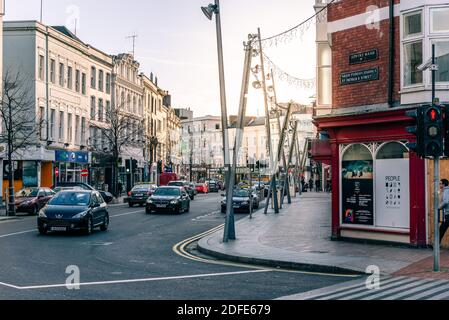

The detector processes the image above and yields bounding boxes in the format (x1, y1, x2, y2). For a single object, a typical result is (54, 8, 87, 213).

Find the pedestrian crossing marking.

(278, 276, 449, 300)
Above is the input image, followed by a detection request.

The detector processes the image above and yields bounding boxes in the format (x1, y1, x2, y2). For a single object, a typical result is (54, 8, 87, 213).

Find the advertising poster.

(342, 160, 374, 225)
(375, 159, 410, 229)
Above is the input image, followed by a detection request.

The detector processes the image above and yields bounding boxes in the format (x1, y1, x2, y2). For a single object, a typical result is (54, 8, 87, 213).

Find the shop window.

(376, 142, 408, 160)
(342, 144, 372, 162)
(404, 11, 422, 38)
(404, 41, 423, 86)
(433, 40, 449, 83)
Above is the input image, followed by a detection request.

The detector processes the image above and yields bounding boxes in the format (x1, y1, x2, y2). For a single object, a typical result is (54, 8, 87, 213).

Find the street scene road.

(0, 193, 356, 300)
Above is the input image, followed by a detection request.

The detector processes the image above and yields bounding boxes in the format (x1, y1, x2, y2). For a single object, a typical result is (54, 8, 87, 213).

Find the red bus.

(159, 173, 179, 186)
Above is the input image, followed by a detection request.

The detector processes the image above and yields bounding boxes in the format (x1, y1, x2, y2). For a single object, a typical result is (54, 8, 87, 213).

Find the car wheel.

(38, 227, 47, 235)
(186, 203, 190, 213)
(146, 207, 152, 214)
(177, 205, 183, 215)
(100, 214, 109, 231)
(85, 217, 93, 235)
(128, 202, 134, 208)
(31, 205, 39, 216)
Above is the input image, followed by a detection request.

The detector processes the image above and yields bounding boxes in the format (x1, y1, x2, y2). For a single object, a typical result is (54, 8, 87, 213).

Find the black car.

(37, 190, 109, 235)
(146, 186, 190, 214)
(128, 184, 158, 207)
(208, 181, 219, 193)
(53, 182, 114, 203)
(168, 181, 195, 200)
(221, 189, 259, 213)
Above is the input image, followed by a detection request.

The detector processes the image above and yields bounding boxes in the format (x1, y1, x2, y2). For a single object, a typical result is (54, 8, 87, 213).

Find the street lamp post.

(201, 0, 235, 241)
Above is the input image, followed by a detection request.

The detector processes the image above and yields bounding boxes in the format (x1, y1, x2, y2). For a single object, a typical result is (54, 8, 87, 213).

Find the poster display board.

(342, 160, 374, 226)
(375, 159, 410, 229)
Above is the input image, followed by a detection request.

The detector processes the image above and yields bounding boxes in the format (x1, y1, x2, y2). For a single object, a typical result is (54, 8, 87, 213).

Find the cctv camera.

(417, 59, 432, 71)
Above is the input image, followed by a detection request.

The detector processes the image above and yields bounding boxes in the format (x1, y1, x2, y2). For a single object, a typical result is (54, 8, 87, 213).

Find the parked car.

(190, 183, 198, 195)
(221, 189, 259, 214)
(195, 182, 208, 194)
(37, 190, 109, 235)
(15, 187, 55, 215)
(127, 184, 158, 207)
(53, 182, 114, 203)
(146, 186, 190, 214)
(208, 181, 219, 193)
(168, 181, 195, 200)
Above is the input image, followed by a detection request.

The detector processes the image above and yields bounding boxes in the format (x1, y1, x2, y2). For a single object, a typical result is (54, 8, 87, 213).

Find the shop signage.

(349, 49, 378, 65)
(375, 159, 410, 229)
(340, 67, 379, 85)
(55, 150, 89, 164)
(342, 160, 374, 226)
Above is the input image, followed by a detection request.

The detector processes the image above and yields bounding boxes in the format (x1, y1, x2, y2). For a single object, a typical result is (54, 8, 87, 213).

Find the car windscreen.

(168, 182, 184, 187)
(132, 185, 151, 191)
(49, 192, 91, 206)
(153, 188, 180, 196)
(233, 190, 249, 197)
(16, 188, 39, 198)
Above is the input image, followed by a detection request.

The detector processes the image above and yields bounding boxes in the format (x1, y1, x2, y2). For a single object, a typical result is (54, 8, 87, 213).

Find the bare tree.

(89, 102, 144, 197)
(0, 71, 42, 216)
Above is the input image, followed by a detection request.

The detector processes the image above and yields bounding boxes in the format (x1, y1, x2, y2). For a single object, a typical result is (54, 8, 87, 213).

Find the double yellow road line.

(173, 224, 359, 278)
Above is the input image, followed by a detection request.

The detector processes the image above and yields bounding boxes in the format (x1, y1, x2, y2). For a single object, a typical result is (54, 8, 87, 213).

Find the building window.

(403, 41, 423, 86)
(106, 101, 111, 123)
(59, 111, 64, 141)
(50, 59, 56, 83)
(81, 73, 86, 95)
(98, 70, 104, 92)
(90, 96, 96, 119)
(133, 96, 137, 113)
(75, 115, 80, 145)
(430, 7, 449, 33)
(50, 109, 55, 140)
(39, 106, 45, 139)
(106, 73, 111, 94)
(98, 99, 104, 122)
(67, 113, 73, 143)
(403, 11, 422, 38)
(59, 63, 65, 87)
(91, 66, 96, 89)
(38, 55, 45, 81)
(67, 66, 73, 90)
(75, 70, 80, 92)
(81, 117, 86, 145)
(121, 92, 125, 108)
(433, 40, 449, 83)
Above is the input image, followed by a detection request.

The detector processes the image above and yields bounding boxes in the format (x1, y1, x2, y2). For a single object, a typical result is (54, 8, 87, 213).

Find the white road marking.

(110, 210, 144, 218)
(0, 230, 36, 239)
(0, 269, 271, 290)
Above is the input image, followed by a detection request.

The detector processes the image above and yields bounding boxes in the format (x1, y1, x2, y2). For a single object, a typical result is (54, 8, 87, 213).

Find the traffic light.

(405, 106, 425, 157)
(423, 105, 444, 158)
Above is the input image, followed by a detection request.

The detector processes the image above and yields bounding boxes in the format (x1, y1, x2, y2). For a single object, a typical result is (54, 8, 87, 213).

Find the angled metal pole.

(208, 0, 234, 241)
(270, 69, 291, 206)
(224, 35, 254, 242)
(258, 28, 279, 214)
(276, 103, 293, 210)
(287, 121, 299, 197)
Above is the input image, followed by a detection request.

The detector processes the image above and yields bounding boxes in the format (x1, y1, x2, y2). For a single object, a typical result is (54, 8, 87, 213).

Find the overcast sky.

(4, 0, 316, 117)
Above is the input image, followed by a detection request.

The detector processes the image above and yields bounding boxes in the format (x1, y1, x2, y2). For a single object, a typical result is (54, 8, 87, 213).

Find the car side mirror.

(91, 203, 100, 208)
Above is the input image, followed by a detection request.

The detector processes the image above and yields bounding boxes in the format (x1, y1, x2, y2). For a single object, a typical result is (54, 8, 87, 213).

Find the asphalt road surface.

(0, 193, 358, 300)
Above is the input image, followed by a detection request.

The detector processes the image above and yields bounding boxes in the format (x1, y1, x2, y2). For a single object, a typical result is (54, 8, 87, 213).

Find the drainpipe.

(388, 0, 395, 107)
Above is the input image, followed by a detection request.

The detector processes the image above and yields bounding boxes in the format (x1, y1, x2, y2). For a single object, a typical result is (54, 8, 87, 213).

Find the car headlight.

(170, 200, 179, 205)
(38, 210, 47, 218)
(147, 199, 154, 203)
(72, 211, 88, 219)
(241, 201, 249, 205)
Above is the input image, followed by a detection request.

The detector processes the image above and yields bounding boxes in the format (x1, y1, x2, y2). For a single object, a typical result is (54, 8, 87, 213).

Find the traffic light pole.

(432, 44, 440, 272)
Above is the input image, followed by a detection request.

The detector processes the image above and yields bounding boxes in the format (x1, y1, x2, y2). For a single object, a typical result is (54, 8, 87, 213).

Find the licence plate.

(135, 194, 143, 197)
(156, 204, 167, 208)
(51, 227, 67, 232)
(233, 205, 240, 209)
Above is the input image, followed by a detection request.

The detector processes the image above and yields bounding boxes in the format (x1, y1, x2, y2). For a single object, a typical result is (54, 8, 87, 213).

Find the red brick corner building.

(314, 0, 449, 247)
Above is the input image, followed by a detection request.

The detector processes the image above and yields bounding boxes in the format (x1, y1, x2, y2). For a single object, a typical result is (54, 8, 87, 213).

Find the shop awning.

(311, 139, 332, 166)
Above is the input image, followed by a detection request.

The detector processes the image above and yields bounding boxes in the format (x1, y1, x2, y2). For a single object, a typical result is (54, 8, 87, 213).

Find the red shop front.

(314, 107, 427, 247)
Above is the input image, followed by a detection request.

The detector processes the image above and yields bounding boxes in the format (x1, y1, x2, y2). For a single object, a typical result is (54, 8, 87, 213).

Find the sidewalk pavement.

(198, 192, 446, 277)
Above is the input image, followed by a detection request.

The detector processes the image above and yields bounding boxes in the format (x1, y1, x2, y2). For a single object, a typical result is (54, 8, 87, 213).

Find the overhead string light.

(262, 53, 316, 90)
(256, 0, 341, 49)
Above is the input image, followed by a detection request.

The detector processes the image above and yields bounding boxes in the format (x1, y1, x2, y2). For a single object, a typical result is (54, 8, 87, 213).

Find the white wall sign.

(375, 159, 410, 229)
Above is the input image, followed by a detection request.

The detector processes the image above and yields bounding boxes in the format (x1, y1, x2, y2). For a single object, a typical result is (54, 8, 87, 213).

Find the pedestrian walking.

(439, 179, 449, 243)
(308, 178, 314, 192)
(118, 182, 123, 197)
